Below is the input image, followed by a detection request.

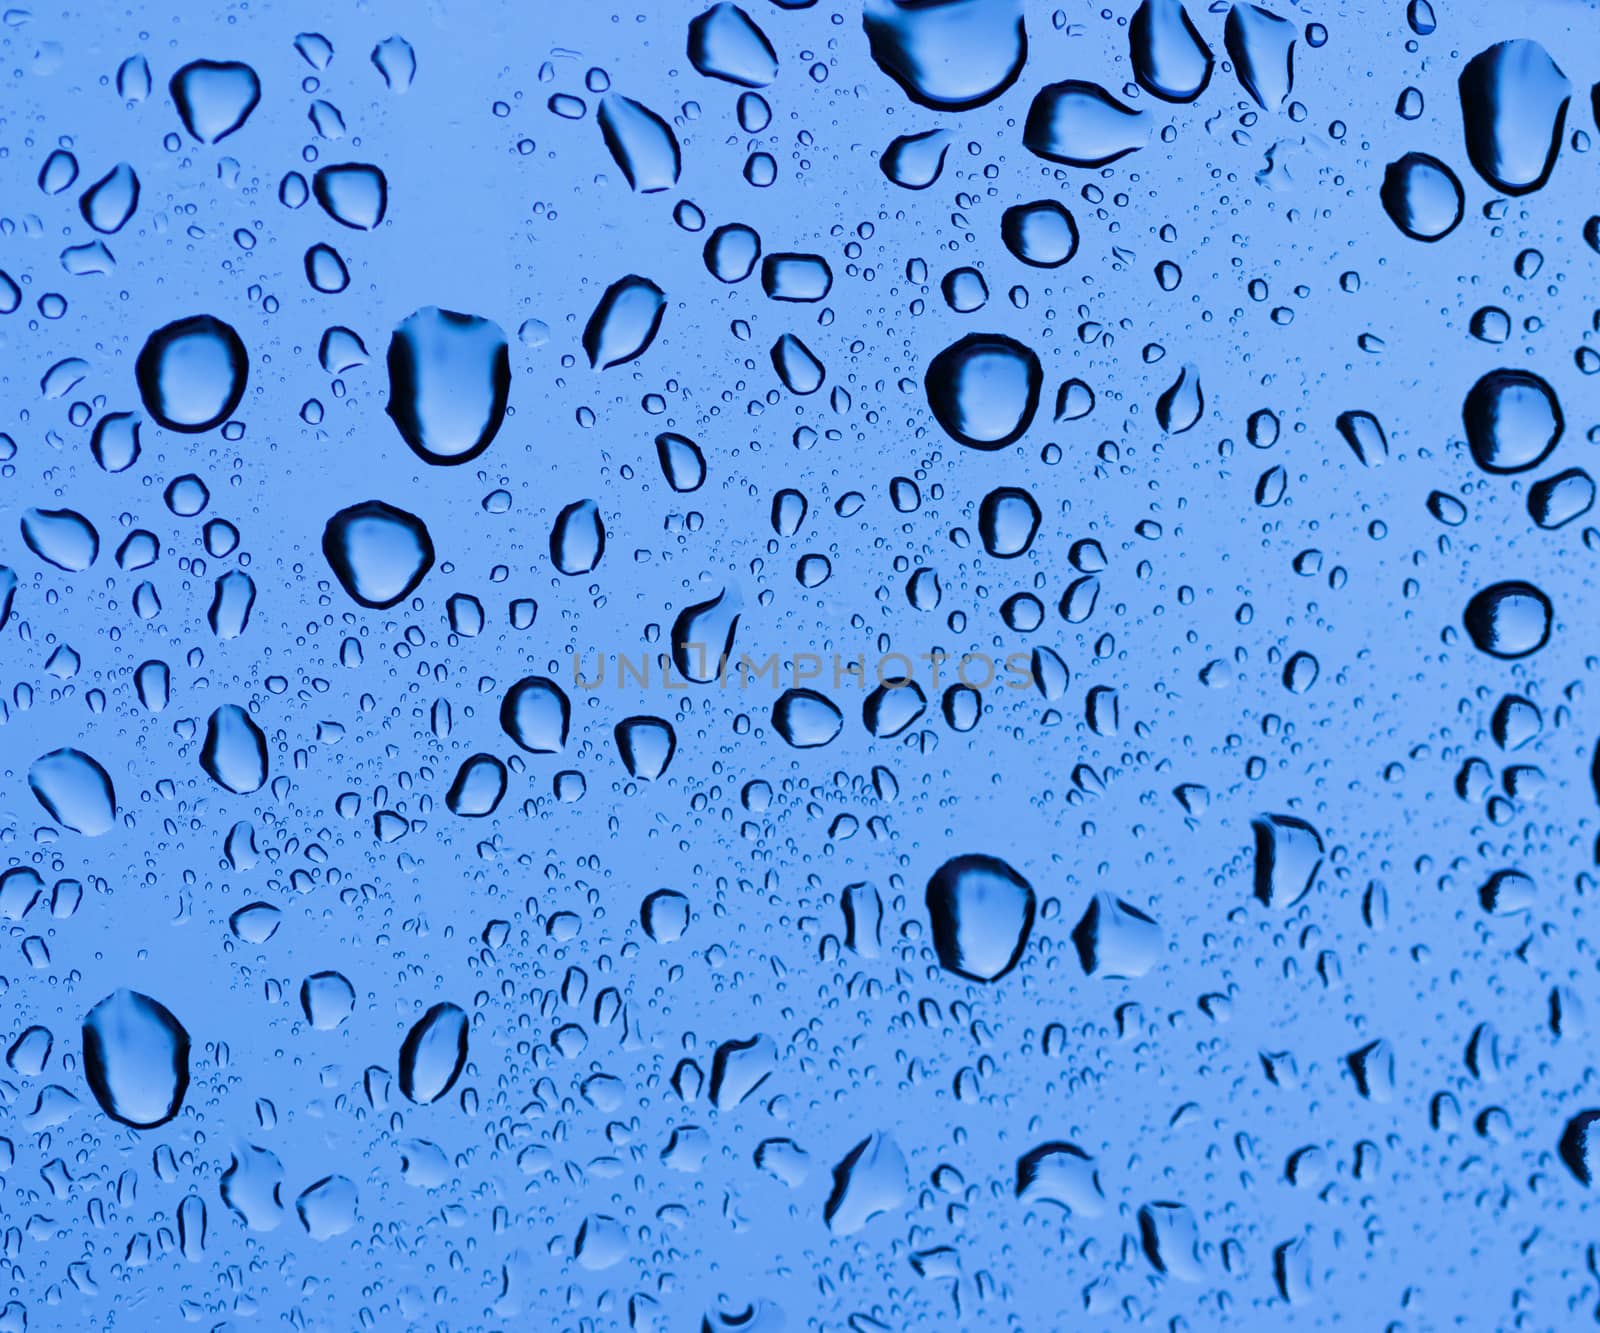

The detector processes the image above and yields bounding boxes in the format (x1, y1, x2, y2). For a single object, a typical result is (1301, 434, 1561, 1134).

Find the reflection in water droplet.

(925, 333, 1041, 449)
(170, 59, 262, 143)
(136, 315, 248, 433)
(1129, 0, 1212, 103)
(399, 1002, 469, 1104)
(773, 688, 843, 748)
(1463, 581, 1552, 659)
(29, 748, 117, 835)
(323, 501, 434, 608)
(597, 96, 682, 192)
(201, 704, 268, 794)
(866, 0, 1027, 113)
(1380, 152, 1462, 242)
(1463, 368, 1562, 474)
(925, 853, 1035, 982)
(1024, 80, 1149, 166)
(82, 989, 190, 1128)
(1459, 40, 1569, 196)
(385, 307, 511, 465)
(584, 275, 666, 369)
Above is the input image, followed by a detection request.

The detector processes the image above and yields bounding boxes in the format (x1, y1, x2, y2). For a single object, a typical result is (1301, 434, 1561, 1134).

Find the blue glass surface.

(1, 1, 1598, 1328)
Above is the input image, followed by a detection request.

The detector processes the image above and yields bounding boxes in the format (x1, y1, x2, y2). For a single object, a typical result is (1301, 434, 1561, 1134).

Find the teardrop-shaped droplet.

(82, 989, 190, 1128)
(371, 36, 416, 92)
(1380, 152, 1463, 241)
(1023, 81, 1149, 167)
(550, 499, 605, 575)
(672, 587, 742, 682)
(1463, 368, 1562, 474)
(385, 307, 510, 465)
(445, 754, 506, 816)
(655, 432, 707, 491)
(136, 315, 248, 433)
(862, 0, 1026, 111)
(925, 853, 1035, 982)
(170, 59, 262, 143)
(1527, 468, 1594, 529)
(863, 678, 927, 738)
(1223, 4, 1295, 110)
(501, 676, 570, 753)
(312, 162, 388, 229)
(597, 96, 682, 192)
(1156, 362, 1204, 433)
(29, 748, 117, 835)
(688, 4, 779, 88)
(321, 500, 435, 608)
(399, 1002, 468, 1104)
(1459, 40, 1569, 196)
(925, 333, 1041, 449)
(1463, 581, 1552, 659)
(201, 704, 268, 794)
(1129, 0, 1212, 103)
(584, 277, 665, 369)
(704, 223, 762, 282)
(615, 716, 677, 779)
(770, 333, 826, 394)
(1001, 200, 1078, 267)
(880, 129, 951, 190)
(21, 507, 99, 571)
(79, 163, 140, 234)
(1335, 410, 1388, 467)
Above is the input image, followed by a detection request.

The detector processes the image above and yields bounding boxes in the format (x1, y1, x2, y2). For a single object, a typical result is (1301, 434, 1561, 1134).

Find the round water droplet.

(300, 972, 356, 1030)
(1001, 200, 1078, 268)
(924, 333, 1042, 449)
(201, 704, 268, 794)
(82, 989, 190, 1128)
(1380, 152, 1463, 241)
(978, 486, 1041, 557)
(925, 853, 1035, 982)
(136, 315, 248, 433)
(772, 688, 843, 747)
(322, 500, 435, 608)
(705, 224, 762, 282)
(550, 499, 605, 575)
(1463, 581, 1552, 658)
(1463, 368, 1562, 474)
(385, 307, 510, 465)
(641, 889, 690, 943)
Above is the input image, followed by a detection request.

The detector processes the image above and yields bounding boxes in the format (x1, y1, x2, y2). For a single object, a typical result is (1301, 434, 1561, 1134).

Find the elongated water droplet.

(385, 307, 510, 465)
(79, 163, 140, 234)
(1459, 40, 1569, 196)
(615, 716, 677, 779)
(597, 96, 681, 192)
(550, 499, 605, 574)
(21, 507, 98, 571)
(925, 853, 1035, 982)
(584, 276, 665, 369)
(862, 0, 1026, 111)
(82, 989, 190, 1129)
(501, 676, 571, 753)
(446, 754, 506, 816)
(399, 1002, 468, 1104)
(29, 748, 117, 835)
(1224, 4, 1295, 110)
(201, 704, 268, 794)
(1129, 0, 1212, 103)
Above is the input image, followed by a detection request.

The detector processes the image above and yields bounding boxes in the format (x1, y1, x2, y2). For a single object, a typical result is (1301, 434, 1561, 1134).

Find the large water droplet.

(1223, 4, 1295, 110)
(925, 333, 1041, 449)
(925, 853, 1035, 982)
(399, 1002, 469, 1104)
(312, 163, 388, 229)
(79, 163, 140, 234)
(880, 129, 951, 190)
(1001, 200, 1078, 267)
(21, 507, 98, 571)
(1252, 813, 1322, 907)
(705, 223, 762, 281)
(584, 276, 665, 369)
(201, 704, 268, 794)
(1380, 152, 1463, 242)
(1129, 0, 1212, 103)
(322, 500, 435, 608)
(772, 688, 843, 747)
(688, 4, 779, 87)
(1463, 368, 1562, 474)
(136, 315, 248, 433)
(1156, 362, 1204, 433)
(170, 59, 261, 143)
(978, 486, 1041, 557)
(672, 587, 742, 682)
(82, 989, 190, 1129)
(597, 96, 682, 192)
(501, 676, 570, 753)
(1072, 895, 1163, 977)
(862, 0, 1026, 111)
(29, 748, 117, 835)
(1016, 1143, 1106, 1215)
(446, 754, 507, 816)
(550, 499, 605, 574)
(1024, 81, 1149, 167)
(1459, 40, 1569, 196)
(300, 972, 356, 1030)
(655, 432, 707, 491)
(90, 412, 141, 472)
(1463, 581, 1552, 659)
(615, 716, 677, 779)
(824, 1132, 908, 1233)
(770, 333, 826, 394)
(1528, 468, 1594, 529)
(385, 307, 510, 465)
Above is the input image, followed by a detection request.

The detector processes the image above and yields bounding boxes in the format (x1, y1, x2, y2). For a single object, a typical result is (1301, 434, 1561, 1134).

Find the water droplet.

(322, 501, 435, 608)
(1223, 4, 1295, 110)
(550, 499, 606, 574)
(1252, 813, 1323, 907)
(655, 432, 706, 491)
(170, 59, 262, 143)
(1380, 152, 1463, 241)
(1016, 1142, 1105, 1215)
(925, 853, 1035, 982)
(1463, 581, 1552, 658)
(82, 989, 190, 1129)
(1129, 0, 1213, 103)
(1527, 468, 1593, 529)
(1156, 362, 1203, 433)
(386, 307, 511, 465)
(597, 96, 682, 192)
(1463, 368, 1562, 474)
(399, 1002, 468, 1104)
(79, 163, 139, 234)
(863, 0, 1026, 111)
(1459, 40, 1570, 196)
(90, 412, 140, 472)
(29, 748, 117, 835)
(201, 704, 268, 794)
(584, 276, 665, 369)
(21, 507, 98, 571)
(1001, 200, 1078, 267)
(615, 716, 677, 779)
(135, 315, 248, 433)
(925, 333, 1041, 449)
(880, 129, 951, 190)
(772, 688, 843, 747)
(300, 972, 356, 1030)
(770, 332, 826, 394)
(312, 163, 388, 229)
(1072, 895, 1162, 977)
(1024, 80, 1149, 166)
(824, 1132, 908, 1233)
(688, 4, 779, 87)
(978, 486, 1040, 557)
(446, 754, 507, 816)
(501, 676, 570, 753)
